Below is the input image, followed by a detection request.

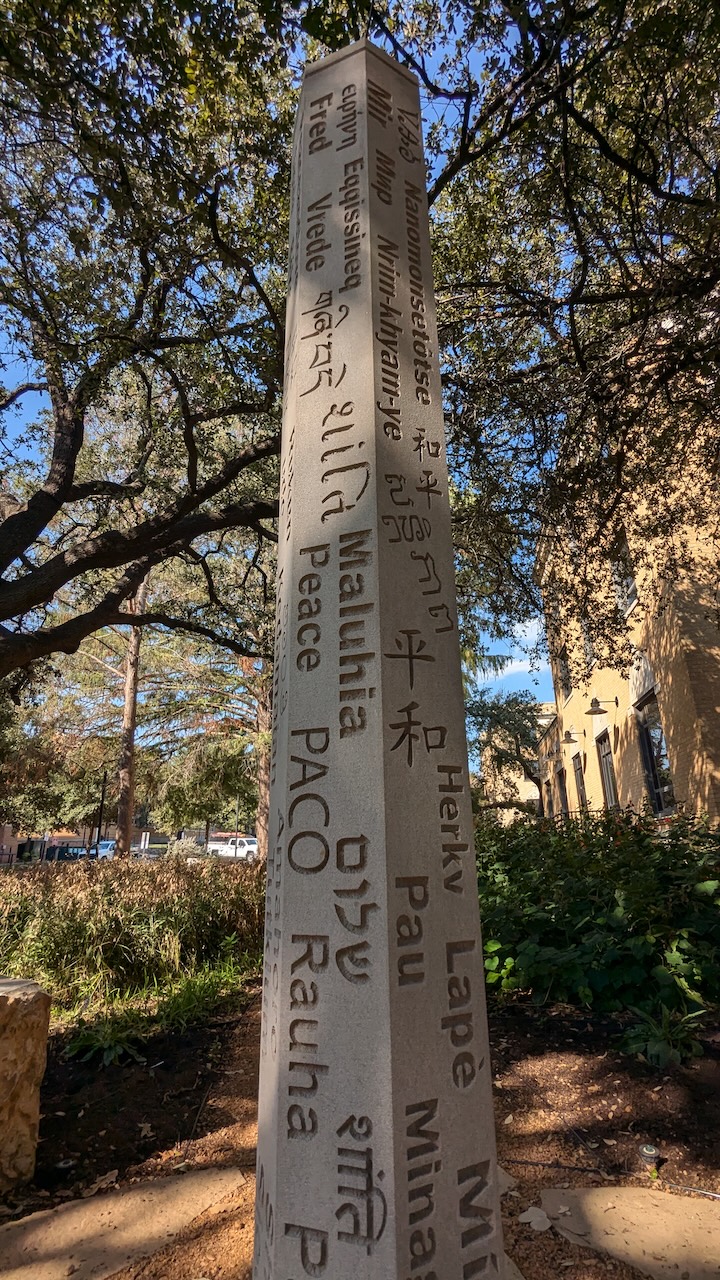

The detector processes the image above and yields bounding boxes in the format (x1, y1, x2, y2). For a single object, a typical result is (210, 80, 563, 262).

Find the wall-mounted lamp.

(562, 729, 585, 744)
(585, 696, 619, 716)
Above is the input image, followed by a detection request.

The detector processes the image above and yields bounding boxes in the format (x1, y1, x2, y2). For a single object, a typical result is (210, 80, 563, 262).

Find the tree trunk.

(255, 674, 272, 863)
(116, 577, 149, 855)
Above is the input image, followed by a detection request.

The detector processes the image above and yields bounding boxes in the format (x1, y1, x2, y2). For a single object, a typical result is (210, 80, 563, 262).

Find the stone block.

(0, 978, 51, 1192)
(254, 38, 504, 1279)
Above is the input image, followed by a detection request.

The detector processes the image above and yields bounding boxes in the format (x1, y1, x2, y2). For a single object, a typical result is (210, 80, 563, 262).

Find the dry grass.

(0, 856, 264, 1006)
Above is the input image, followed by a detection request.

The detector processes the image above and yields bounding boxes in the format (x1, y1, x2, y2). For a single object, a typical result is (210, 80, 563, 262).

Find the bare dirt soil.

(4, 990, 719, 1280)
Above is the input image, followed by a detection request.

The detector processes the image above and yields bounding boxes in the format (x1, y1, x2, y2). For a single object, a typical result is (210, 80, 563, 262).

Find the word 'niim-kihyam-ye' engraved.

(255, 40, 505, 1280)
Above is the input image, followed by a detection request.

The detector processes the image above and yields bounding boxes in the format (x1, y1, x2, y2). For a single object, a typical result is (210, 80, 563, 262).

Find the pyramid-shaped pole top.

(302, 36, 417, 85)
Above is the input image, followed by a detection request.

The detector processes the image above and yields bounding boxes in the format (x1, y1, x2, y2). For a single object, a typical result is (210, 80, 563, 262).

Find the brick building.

(535, 529, 720, 823)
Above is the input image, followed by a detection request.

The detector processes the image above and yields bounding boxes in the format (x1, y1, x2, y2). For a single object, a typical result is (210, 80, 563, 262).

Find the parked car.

(45, 845, 85, 862)
(78, 839, 116, 860)
(207, 835, 258, 861)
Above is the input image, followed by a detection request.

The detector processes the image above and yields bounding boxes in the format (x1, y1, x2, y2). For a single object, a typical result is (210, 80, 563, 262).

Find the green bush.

(476, 811, 720, 1017)
(0, 856, 264, 1005)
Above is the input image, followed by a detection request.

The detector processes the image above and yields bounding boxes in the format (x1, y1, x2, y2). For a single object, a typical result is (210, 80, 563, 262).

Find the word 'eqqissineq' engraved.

(254, 40, 504, 1280)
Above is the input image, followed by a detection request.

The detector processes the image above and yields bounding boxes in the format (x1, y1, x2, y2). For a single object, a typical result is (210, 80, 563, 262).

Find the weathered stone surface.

(0, 978, 51, 1192)
(0, 1167, 245, 1279)
(254, 39, 504, 1279)
(542, 1185, 720, 1279)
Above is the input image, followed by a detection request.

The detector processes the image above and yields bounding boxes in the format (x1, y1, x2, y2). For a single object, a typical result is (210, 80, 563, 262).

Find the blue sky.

(478, 619, 556, 703)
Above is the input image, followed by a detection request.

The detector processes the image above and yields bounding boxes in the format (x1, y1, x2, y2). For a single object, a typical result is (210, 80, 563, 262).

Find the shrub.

(0, 856, 264, 1005)
(476, 811, 720, 1017)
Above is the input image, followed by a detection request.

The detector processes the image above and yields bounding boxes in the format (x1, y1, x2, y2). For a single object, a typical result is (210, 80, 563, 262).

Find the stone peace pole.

(254, 39, 505, 1280)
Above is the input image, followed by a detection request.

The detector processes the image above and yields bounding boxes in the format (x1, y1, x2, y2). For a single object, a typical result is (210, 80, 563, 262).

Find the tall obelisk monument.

(254, 40, 505, 1279)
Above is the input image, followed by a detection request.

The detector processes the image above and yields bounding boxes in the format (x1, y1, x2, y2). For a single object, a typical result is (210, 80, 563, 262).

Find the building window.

(611, 533, 638, 614)
(544, 779, 554, 818)
(557, 767, 569, 816)
(596, 731, 619, 808)
(572, 753, 588, 810)
(636, 693, 676, 815)
(557, 645, 572, 702)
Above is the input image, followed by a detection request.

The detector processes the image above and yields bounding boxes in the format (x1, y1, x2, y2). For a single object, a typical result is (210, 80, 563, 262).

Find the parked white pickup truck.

(206, 835, 258, 861)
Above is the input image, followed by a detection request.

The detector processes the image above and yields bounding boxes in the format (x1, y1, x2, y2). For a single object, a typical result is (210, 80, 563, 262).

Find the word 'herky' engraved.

(336, 1113, 387, 1254)
(436, 762, 469, 896)
(404, 1098, 442, 1279)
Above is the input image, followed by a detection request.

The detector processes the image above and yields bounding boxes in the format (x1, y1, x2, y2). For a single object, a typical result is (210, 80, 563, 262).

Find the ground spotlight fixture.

(585, 697, 619, 716)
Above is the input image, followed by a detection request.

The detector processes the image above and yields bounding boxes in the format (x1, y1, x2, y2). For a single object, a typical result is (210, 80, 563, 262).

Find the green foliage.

(620, 1006, 705, 1068)
(64, 947, 253, 1064)
(0, 856, 264, 1005)
(477, 812, 720, 1023)
(466, 686, 545, 808)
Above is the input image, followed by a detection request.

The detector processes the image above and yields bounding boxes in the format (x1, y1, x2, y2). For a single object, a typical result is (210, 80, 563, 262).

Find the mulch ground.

(3, 990, 719, 1280)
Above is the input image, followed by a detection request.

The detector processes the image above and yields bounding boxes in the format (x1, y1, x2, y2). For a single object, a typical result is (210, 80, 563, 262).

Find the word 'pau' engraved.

(254, 39, 504, 1280)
